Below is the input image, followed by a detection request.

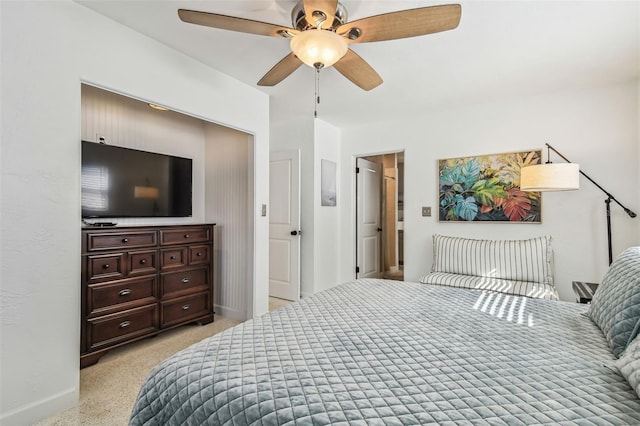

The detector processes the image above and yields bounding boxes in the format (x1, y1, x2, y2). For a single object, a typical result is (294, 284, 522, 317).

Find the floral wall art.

(438, 150, 542, 222)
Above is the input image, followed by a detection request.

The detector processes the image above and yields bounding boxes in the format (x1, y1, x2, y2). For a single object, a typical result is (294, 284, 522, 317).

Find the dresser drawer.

(86, 253, 125, 283)
(88, 276, 158, 316)
(86, 231, 157, 251)
(161, 268, 209, 298)
(88, 305, 158, 350)
(161, 247, 188, 271)
(189, 245, 211, 266)
(129, 250, 157, 276)
(161, 292, 210, 328)
(160, 227, 210, 246)
(81, 224, 215, 368)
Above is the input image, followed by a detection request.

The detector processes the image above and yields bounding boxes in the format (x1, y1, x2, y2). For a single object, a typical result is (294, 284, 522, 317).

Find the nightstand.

(572, 281, 599, 304)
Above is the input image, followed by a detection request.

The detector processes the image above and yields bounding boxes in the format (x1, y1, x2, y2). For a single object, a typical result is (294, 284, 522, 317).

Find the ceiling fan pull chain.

(314, 67, 320, 118)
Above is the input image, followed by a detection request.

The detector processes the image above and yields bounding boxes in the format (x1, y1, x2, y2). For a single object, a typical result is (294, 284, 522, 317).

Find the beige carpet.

(35, 298, 292, 426)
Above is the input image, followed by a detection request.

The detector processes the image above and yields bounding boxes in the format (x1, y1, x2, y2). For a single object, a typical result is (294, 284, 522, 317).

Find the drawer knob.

(119, 289, 132, 297)
(182, 304, 191, 311)
(181, 278, 191, 284)
(119, 321, 131, 329)
(140, 259, 147, 265)
(122, 238, 129, 243)
(196, 252, 202, 257)
(103, 264, 110, 269)
(170, 256, 176, 260)
(184, 234, 190, 239)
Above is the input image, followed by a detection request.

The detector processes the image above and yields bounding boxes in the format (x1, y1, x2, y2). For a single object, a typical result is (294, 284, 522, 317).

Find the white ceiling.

(77, 0, 639, 128)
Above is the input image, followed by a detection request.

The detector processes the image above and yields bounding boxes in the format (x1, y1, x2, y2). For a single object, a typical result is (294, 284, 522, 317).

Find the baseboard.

(214, 304, 246, 322)
(300, 291, 312, 299)
(1, 386, 78, 425)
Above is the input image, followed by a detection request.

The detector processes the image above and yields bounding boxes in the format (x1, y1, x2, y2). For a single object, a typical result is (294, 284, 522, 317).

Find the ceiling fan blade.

(178, 9, 298, 38)
(257, 53, 303, 86)
(302, 0, 338, 29)
(337, 4, 461, 43)
(333, 49, 383, 91)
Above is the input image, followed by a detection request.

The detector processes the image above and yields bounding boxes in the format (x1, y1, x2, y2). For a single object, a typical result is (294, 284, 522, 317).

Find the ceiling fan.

(178, 1, 461, 91)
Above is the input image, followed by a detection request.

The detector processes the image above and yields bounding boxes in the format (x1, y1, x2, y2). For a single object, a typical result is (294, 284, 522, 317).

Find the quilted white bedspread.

(130, 279, 640, 425)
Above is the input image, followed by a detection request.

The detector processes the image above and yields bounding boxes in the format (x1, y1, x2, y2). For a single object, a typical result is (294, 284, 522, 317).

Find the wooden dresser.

(81, 224, 215, 368)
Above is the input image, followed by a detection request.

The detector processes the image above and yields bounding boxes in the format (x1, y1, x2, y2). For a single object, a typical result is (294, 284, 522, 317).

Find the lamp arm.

(545, 143, 637, 218)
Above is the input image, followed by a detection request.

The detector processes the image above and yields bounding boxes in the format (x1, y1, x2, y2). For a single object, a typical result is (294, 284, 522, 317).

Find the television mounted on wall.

(81, 141, 192, 218)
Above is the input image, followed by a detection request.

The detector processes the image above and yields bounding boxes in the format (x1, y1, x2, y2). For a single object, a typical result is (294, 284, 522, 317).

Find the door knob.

(290, 230, 302, 236)
(377, 227, 383, 232)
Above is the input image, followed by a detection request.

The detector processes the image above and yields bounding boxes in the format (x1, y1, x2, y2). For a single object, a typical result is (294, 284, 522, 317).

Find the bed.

(130, 245, 640, 425)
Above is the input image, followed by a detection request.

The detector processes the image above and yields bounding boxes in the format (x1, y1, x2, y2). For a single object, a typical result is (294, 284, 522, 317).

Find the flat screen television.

(81, 141, 192, 218)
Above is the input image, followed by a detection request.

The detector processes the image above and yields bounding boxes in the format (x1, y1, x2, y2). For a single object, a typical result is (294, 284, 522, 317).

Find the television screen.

(81, 141, 192, 218)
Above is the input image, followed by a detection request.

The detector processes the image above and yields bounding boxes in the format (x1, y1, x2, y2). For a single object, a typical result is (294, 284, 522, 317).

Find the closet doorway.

(81, 83, 255, 321)
(355, 152, 404, 281)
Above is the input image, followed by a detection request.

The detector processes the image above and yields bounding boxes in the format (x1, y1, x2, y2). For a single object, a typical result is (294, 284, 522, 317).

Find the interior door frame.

(353, 150, 405, 280)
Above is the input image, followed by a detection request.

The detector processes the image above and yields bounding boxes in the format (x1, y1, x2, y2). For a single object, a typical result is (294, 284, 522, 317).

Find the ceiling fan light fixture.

(179, 3, 461, 89)
(290, 29, 348, 68)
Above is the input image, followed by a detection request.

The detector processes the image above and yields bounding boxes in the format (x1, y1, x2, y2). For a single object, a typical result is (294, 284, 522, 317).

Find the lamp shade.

(290, 30, 348, 68)
(520, 163, 580, 191)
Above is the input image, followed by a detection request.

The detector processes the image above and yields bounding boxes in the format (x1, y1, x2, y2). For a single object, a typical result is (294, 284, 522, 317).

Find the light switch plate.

(422, 206, 432, 217)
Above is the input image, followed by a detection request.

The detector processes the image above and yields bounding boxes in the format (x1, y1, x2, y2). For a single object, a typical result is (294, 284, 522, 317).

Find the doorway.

(81, 83, 255, 321)
(356, 152, 404, 281)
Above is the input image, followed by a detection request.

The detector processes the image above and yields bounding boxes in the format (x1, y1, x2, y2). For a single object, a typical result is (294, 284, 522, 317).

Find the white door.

(269, 150, 301, 301)
(356, 158, 383, 279)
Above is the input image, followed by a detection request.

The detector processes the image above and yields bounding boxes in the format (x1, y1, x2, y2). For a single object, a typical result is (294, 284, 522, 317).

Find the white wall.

(0, 1, 269, 424)
(313, 119, 342, 293)
(270, 116, 343, 296)
(339, 80, 640, 302)
(204, 125, 253, 321)
(270, 117, 316, 297)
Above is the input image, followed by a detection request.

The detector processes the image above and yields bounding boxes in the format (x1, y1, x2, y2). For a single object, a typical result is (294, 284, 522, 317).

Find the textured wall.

(0, 2, 269, 423)
(205, 125, 253, 321)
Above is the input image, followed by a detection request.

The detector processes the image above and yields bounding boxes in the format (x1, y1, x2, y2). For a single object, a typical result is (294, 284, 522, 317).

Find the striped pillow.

(430, 234, 554, 285)
(422, 271, 559, 300)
